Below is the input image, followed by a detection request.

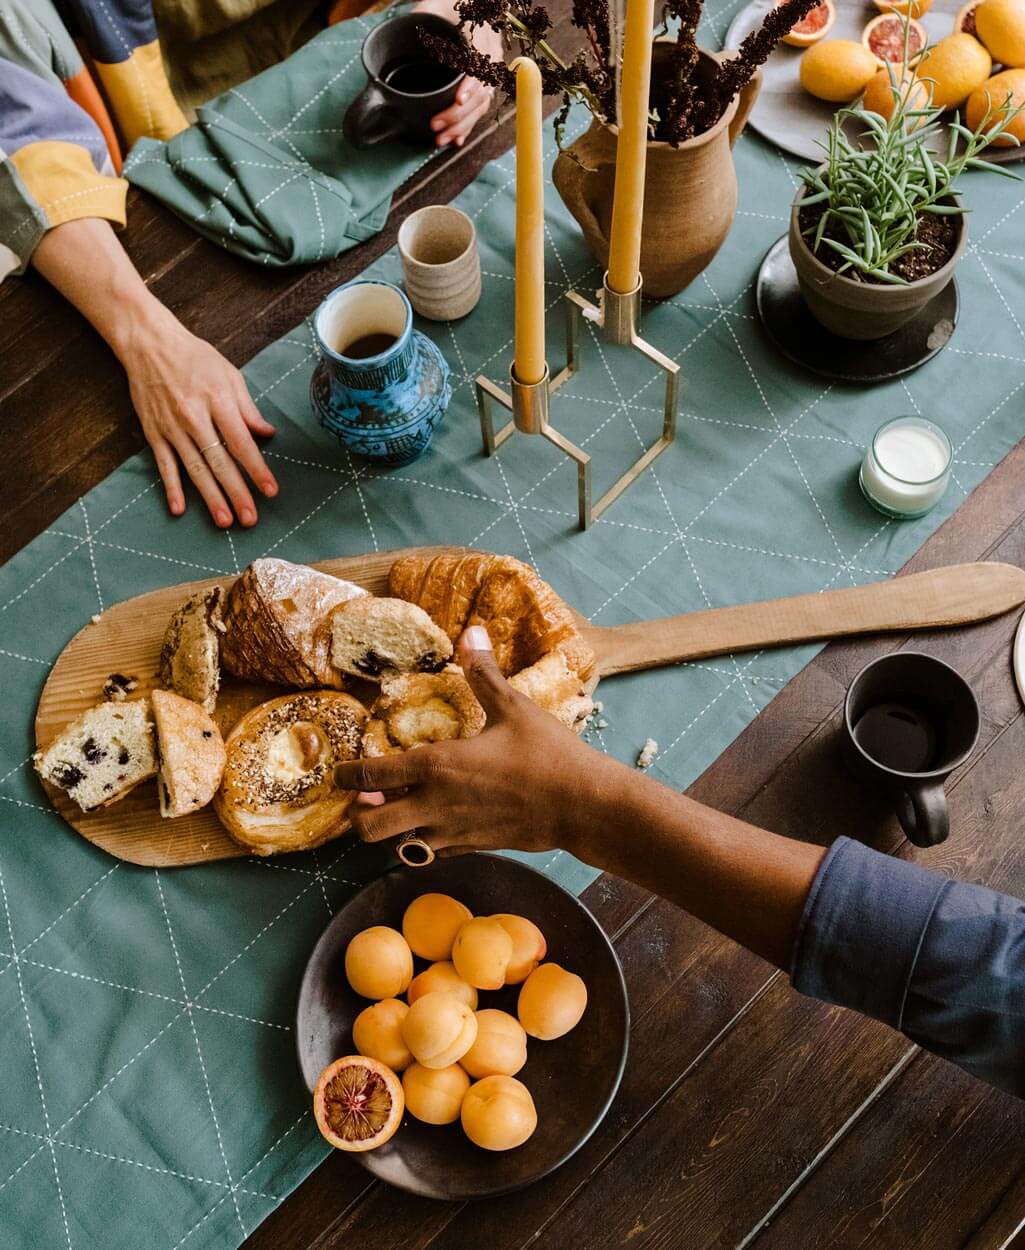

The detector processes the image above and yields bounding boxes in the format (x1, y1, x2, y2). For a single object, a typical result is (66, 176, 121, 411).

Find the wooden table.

(4, 13, 1025, 1245)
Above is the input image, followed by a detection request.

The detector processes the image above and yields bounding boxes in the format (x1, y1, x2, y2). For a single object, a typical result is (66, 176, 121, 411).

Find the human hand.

(120, 308, 278, 527)
(334, 627, 640, 860)
(417, 0, 502, 146)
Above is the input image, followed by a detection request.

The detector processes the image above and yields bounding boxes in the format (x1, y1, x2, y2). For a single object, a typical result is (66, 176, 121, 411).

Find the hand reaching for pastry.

(335, 627, 642, 861)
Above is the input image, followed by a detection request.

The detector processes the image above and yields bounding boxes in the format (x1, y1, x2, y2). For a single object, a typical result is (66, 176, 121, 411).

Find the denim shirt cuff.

(790, 836, 948, 1029)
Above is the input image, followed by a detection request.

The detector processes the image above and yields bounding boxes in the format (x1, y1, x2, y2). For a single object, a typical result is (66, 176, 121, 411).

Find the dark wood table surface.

(4, 8, 1025, 1245)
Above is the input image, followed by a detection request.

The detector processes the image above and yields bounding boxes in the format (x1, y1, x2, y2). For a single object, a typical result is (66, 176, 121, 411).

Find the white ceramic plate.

(723, 0, 1023, 165)
(1013, 610, 1025, 708)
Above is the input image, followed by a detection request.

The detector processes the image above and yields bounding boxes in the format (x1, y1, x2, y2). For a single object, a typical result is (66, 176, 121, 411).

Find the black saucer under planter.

(788, 183, 966, 342)
(756, 236, 959, 383)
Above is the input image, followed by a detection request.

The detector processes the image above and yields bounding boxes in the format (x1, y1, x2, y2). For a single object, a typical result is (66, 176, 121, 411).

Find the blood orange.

(782, 0, 836, 46)
(313, 1055, 404, 1152)
(862, 14, 927, 64)
(954, 0, 981, 33)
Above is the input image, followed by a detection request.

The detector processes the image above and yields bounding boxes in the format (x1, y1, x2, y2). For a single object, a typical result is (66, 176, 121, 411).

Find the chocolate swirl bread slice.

(329, 597, 453, 682)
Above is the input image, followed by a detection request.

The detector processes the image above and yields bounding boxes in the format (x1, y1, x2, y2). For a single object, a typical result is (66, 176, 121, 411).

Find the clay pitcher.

(553, 47, 761, 299)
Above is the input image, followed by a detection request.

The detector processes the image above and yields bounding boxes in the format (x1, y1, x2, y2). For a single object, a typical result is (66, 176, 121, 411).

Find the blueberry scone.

(151, 689, 226, 818)
(34, 700, 156, 811)
(330, 597, 453, 682)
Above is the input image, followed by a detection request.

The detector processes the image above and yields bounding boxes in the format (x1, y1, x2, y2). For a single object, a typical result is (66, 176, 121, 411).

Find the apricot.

(492, 914, 547, 985)
(401, 991, 479, 1068)
(352, 998, 412, 1072)
(461, 1075, 537, 1151)
(451, 917, 513, 990)
(407, 961, 478, 1010)
(403, 1062, 470, 1125)
(459, 1009, 528, 1079)
(402, 893, 473, 961)
(344, 926, 414, 1000)
(517, 963, 588, 1040)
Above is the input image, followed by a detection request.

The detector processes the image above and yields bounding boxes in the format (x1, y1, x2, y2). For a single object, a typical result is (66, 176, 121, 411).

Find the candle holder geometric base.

(475, 275, 680, 531)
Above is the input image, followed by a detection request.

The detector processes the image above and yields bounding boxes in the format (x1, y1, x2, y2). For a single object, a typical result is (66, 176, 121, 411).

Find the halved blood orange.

(954, 0, 980, 33)
(874, 0, 934, 16)
(313, 1056, 404, 1152)
(782, 0, 836, 46)
(863, 13, 928, 64)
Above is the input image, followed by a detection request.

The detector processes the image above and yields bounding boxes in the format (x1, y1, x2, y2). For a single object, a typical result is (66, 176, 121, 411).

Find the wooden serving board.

(35, 547, 1025, 868)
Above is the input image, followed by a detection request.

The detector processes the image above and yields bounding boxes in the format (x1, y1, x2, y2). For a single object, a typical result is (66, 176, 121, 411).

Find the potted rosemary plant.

(426, 0, 822, 296)
(790, 70, 1021, 340)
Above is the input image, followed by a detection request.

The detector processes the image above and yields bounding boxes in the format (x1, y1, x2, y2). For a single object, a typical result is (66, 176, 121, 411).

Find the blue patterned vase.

(310, 279, 451, 466)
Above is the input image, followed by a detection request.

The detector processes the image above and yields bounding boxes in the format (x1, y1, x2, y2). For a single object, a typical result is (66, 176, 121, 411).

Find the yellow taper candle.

(607, 0, 655, 294)
(512, 56, 546, 385)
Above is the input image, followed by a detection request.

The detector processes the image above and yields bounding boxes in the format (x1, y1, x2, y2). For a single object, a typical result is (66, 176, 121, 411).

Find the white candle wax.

(859, 417, 952, 519)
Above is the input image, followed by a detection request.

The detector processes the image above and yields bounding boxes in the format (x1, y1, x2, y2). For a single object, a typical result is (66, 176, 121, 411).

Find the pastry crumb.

(596, 718, 609, 729)
(90, 614, 101, 625)
(593, 700, 604, 714)
(103, 673, 138, 702)
(636, 738, 658, 769)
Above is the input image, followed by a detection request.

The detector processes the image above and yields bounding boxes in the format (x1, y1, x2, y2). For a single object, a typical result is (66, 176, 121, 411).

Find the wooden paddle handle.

(584, 562, 1025, 677)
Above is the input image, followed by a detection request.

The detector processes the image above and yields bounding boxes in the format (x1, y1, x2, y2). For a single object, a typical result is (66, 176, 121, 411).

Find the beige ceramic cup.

(398, 205, 481, 321)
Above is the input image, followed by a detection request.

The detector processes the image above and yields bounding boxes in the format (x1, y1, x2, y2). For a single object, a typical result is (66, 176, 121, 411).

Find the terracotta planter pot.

(788, 184, 966, 341)
(552, 47, 761, 299)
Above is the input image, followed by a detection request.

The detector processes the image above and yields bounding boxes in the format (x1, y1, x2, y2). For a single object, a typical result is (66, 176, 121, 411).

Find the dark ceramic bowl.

(296, 852, 629, 1200)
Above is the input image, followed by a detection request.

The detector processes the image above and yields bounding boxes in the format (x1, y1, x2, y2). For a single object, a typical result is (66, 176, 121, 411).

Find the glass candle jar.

(859, 417, 952, 520)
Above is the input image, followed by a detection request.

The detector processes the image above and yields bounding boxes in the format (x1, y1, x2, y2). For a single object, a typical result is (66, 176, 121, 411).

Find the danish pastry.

(151, 688, 226, 818)
(363, 671, 485, 756)
(159, 586, 225, 713)
(220, 559, 366, 690)
(508, 650, 594, 731)
(215, 691, 367, 855)
(388, 551, 595, 683)
(329, 596, 452, 681)
(34, 699, 156, 812)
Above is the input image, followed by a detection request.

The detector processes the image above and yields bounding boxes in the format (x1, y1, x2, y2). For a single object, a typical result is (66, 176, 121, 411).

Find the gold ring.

(396, 834, 435, 868)
(199, 440, 225, 457)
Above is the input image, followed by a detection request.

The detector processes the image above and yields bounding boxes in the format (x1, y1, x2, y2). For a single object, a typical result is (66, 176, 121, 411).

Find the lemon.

(862, 68, 930, 121)
(800, 39, 879, 102)
(917, 33, 992, 108)
(966, 67, 1025, 141)
(975, 0, 1025, 66)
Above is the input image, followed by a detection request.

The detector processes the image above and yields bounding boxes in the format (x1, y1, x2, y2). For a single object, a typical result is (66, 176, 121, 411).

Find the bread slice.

(330, 596, 453, 681)
(151, 688, 226, 818)
(34, 700, 156, 812)
(362, 670, 485, 756)
(159, 586, 224, 713)
(220, 559, 367, 689)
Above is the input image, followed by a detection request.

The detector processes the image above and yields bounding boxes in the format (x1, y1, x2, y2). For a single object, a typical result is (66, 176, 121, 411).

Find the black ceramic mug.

(842, 651, 980, 848)
(343, 12, 465, 149)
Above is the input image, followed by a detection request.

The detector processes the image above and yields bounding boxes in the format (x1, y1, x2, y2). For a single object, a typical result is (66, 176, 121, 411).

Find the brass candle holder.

(475, 274, 680, 530)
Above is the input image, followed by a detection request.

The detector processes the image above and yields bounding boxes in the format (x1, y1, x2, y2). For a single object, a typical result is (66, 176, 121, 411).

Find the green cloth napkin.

(124, 11, 439, 265)
(5, 34, 1025, 1250)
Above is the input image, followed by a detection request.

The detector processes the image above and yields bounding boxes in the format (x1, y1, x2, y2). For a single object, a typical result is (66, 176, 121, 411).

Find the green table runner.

(124, 11, 437, 265)
(5, 13, 1025, 1247)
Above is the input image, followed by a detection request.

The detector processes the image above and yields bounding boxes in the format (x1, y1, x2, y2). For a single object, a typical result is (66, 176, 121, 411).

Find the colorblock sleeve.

(0, 58, 127, 277)
(60, 0, 188, 147)
(791, 836, 1025, 1097)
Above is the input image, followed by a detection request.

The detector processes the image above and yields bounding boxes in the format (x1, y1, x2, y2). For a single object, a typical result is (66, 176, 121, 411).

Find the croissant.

(388, 552, 595, 683)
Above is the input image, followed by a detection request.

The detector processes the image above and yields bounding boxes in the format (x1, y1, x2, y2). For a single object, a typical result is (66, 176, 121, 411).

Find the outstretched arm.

(338, 627, 824, 969)
(336, 627, 1025, 1097)
(32, 218, 279, 527)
